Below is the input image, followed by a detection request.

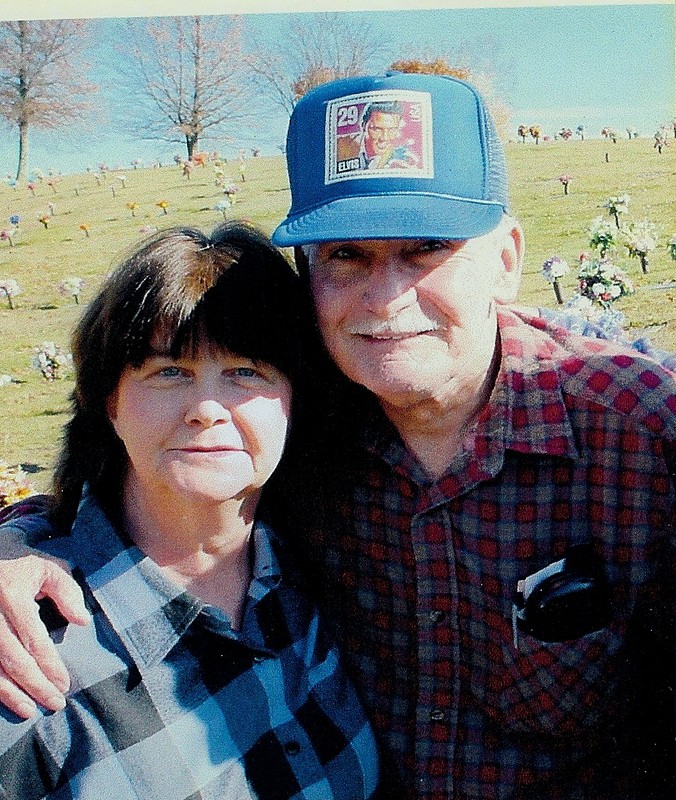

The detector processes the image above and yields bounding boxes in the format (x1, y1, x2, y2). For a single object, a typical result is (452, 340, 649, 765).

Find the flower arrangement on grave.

(0, 462, 36, 507)
(541, 256, 570, 304)
(654, 129, 668, 154)
(603, 194, 630, 228)
(588, 217, 617, 257)
(577, 254, 633, 310)
(620, 220, 658, 273)
(126, 201, 139, 217)
(58, 276, 85, 304)
(0, 278, 22, 309)
(0, 230, 16, 247)
(222, 183, 240, 201)
(156, 199, 169, 214)
(32, 341, 72, 381)
(558, 175, 573, 195)
(561, 294, 628, 341)
(668, 234, 676, 261)
(79, 223, 91, 239)
(38, 214, 50, 229)
(213, 198, 231, 219)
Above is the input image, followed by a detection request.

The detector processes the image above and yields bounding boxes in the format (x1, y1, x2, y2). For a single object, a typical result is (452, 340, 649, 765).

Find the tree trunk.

(185, 133, 199, 160)
(15, 120, 29, 182)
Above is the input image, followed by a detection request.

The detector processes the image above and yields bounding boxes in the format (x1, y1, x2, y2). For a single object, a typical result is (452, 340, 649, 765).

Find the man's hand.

(0, 552, 90, 718)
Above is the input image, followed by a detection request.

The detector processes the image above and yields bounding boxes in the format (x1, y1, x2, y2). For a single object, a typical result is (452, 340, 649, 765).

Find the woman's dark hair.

(51, 221, 303, 529)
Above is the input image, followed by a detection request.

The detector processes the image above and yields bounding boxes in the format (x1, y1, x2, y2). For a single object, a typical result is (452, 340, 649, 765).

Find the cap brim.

(271, 194, 504, 247)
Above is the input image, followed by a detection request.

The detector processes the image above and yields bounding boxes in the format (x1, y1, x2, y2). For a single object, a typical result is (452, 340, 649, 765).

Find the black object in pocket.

(514, 544, 612, 642)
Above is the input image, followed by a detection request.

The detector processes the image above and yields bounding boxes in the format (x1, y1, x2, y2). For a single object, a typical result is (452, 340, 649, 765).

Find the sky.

(0, 0, 673, 177)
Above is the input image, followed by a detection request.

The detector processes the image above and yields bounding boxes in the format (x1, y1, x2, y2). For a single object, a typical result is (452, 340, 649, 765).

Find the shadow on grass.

(20, 463, 46, 474)
(38, 408, 68, 417)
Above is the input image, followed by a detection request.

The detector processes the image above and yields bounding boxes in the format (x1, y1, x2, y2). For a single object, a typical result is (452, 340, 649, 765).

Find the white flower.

(621, 220, 658, 255)
(564, 293, 593, 313)
(58, 277, 85, 297)
(32, 341, 72, 380)
(541, 256, 570, 283)
(603, 194, 630, 214)
(0, 278, 21, 297)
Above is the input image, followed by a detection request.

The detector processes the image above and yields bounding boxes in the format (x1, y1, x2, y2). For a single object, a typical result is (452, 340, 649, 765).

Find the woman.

(0, 222, 380, 799)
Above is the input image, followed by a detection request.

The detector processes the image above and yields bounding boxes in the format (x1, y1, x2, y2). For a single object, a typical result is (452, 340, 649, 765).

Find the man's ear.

(493, 221, 524, 304)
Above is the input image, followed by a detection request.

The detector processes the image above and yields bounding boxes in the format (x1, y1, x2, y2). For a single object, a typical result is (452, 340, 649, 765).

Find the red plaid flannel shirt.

(300, 307, 676, 799)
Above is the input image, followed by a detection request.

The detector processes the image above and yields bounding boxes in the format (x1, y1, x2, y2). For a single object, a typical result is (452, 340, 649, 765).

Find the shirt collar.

(487, 307, 580, 459)
(68, 488, 285, 672)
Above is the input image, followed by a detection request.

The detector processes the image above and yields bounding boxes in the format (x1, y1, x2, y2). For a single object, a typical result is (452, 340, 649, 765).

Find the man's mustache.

(347, 310, 443, 337)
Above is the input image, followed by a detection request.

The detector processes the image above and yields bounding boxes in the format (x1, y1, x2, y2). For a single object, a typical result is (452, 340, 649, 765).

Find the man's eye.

(417, 240, 447, 253)
(234, 367, 257, 378)
(329, 246, 361, 260)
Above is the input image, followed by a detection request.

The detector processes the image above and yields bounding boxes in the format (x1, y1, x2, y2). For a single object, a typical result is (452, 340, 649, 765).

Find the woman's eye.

(234, 367, 257, 378)
(158, 365, 184, 378)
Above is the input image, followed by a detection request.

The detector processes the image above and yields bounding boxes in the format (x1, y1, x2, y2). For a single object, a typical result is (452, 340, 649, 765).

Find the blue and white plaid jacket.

(0, 487, 380, 800)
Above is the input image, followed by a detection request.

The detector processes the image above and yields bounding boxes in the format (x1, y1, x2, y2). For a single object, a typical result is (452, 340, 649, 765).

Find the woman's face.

(107, 341, 292, 509)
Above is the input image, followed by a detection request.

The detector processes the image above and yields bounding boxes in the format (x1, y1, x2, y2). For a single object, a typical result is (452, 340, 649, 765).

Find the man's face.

(364, 111, 402, 157)
(306, 227, 522, 412)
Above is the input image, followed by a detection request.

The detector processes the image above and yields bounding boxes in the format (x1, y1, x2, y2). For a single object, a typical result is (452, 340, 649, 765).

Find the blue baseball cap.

(271, 71, 509, 247)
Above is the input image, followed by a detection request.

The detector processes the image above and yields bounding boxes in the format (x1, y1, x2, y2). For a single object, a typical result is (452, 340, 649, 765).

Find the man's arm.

(0, 498, 90, 718)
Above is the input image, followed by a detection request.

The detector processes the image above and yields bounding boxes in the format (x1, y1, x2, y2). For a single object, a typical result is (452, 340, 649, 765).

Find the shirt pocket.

(469, 615, 628, 736)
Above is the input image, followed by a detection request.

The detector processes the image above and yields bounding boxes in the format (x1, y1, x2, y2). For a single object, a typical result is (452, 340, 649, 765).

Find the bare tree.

(0, 19, 95, 181)
(247, 13, 391, 115)
(120, 16, 249, 159)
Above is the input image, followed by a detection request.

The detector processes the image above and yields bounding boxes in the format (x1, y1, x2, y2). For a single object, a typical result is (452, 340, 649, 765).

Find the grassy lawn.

(1, 137, 675, 491)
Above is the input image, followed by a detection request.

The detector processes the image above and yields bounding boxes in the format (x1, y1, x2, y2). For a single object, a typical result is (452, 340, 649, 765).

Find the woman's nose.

(185, 398, 232, 427)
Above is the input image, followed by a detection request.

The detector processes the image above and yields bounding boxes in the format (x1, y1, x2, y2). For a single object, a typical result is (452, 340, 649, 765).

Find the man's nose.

(362, 262, 417, 318)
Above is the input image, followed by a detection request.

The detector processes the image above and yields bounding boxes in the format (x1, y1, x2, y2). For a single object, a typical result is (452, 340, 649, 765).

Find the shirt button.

(284, 741, 301, 756)
(430, 709, 445, 722)
(429, 610, 445, 624)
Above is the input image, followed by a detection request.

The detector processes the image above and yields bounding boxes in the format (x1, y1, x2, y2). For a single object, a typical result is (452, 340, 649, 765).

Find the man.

(358, 101, 419, 170)
(0, 72, 674, 799)
(335, 98, 423, 175)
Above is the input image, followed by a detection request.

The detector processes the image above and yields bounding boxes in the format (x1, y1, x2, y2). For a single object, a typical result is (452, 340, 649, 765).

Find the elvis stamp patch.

(325, 89, 434, 184)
